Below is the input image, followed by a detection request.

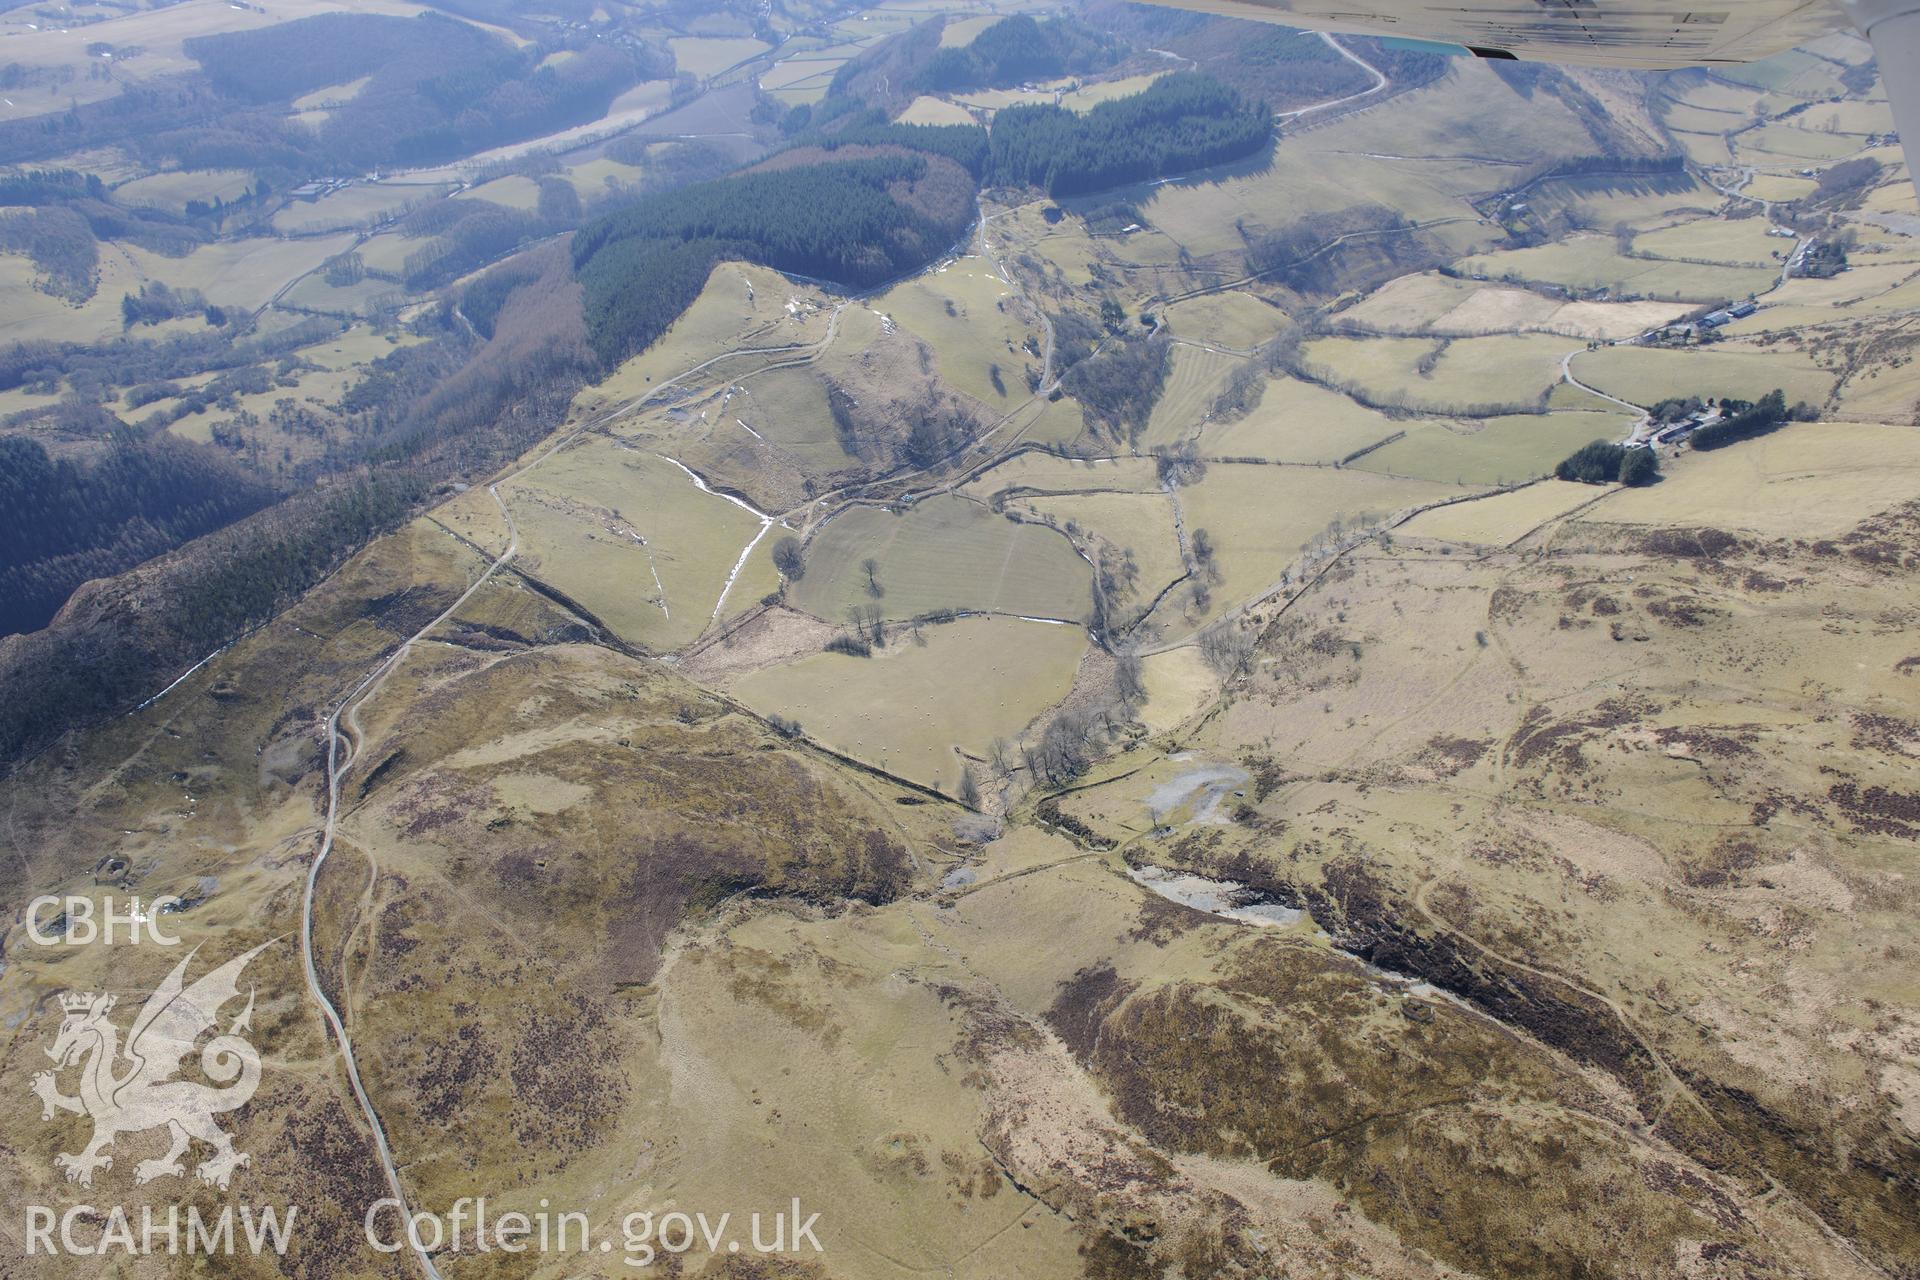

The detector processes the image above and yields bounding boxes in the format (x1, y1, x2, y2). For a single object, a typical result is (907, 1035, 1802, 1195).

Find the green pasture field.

(279, 273, 406, 317)
(1672, 79, 1769, 114)
(1671, 131, 1735, 167)
(1466, 295, 1689, 341)
(670, 36, 772, 76)
(952, 85, 1062, 111)
(1725, 263, 1920, 335)
(1547, 381, 1626, 413)
(1163, 292, 1290, 350)
(0, 232, 354, 345)
(731, 614, 1088, 791)
(879, 258, 1039, 409)
(291, 75, 372, 111)
(351, 231, 421, 278)
(1010, 395, 1092, 451)
(1742, 124, 1872, 162)
(129, 233, 360, 310)
(561, 158, 649, 199)
(1794, 100, 1895, 134)
(939, 14, 998, 46)
(1299, 332, 1572, 411)
(1632, 216, 1784, 267)
(1660, 102, 1746, 134)
(1132, 145, 1476, 262)
(1568, 344, 1838, 409)
(1353, 410, 1633, 486)
(1743, 174, 1818, 201)
(1199, 376, 1405, 464)
(273, 183, 448, 233)
(0, 384, 61, 418)
(457, 175, 543, 211)
(1062, 73, 1171, 112)
(1455, 235, 1777, 301)
(1140, 343, 1246, 447)
(1300, 63, 1595, 165)
(1168, 463, 1469, 628)
(1337, 273, 1486, 333)
(759, 49, 847, 103)
(1020, 490, 1187, 610)
(1396, 478, 1603, 546)
(114, 169, 255, 213)
(731, 367, 856, 474)
(500, 438, 771, 651)
(789, 493, 1092, 624)
(897, 95, 977, 125)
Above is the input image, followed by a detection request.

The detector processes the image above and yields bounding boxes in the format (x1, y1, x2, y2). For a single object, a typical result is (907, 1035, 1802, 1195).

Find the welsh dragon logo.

(31, 941, 273, 1190)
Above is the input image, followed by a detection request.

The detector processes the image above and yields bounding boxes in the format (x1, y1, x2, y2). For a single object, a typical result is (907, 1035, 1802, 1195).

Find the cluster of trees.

(0, 313, 339, 406)
(401, 200, 553, 293)
(1798, 232, 1853, 279)
(120, 281, 213, 328)
(126, 362, 286, 433)
(604, 136, 744, 188)
(1078, 201, 1141, 235)
(900, 388, 981, 470)
(2, 239, 604, 759)
(0, 168, 107, 206)
(830, 603, 889, 656)
(1059, 332, 1170, 442)
(1209, 326, 1299, 421)
(0, 167, 206, 301)
(0, 206, 98, 301)
(1020, 698, 1142, 787)
(0, 466, 429, 759)
(789, 116, 989, 179)
(1246, 205, 1419, 294)
(1555, 439, 1658, 486)
(911, 15, 1121, 93)
(1690, 390, 1797, 450)
(0, 433, 279, 636)
(1814, 158, 1881, 202)
(573, 154, 974, 366)
(1648, 395, 1703, 424)
(772, 535, 804, 581)
(988, 73, 1270, 196)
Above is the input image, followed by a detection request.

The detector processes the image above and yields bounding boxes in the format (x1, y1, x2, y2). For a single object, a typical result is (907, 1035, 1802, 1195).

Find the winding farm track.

(301, 485, 515, 1280)
(1279, 32, 1389, 121)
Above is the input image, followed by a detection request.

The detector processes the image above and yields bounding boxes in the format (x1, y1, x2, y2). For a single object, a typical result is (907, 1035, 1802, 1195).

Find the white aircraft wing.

(1139, 0, 1847, 67)
(1144, 0, 1918, 195)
